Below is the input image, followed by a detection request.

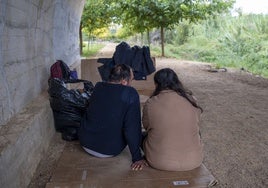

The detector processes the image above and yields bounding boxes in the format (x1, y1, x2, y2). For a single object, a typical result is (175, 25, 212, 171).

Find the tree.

(81, 0, 235, 56)
(115, 0, 235, 56)
(116, 0, 158, 46)
(80, 0, 114, 54)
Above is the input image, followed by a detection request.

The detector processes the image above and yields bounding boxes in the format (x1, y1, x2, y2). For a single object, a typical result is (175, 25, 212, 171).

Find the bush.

(151, 14, 268, 78)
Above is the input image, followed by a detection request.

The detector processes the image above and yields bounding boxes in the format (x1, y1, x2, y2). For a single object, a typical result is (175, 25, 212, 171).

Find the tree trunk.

(141, 32, 144, 46)
(79, 22, 83, 55)
(161, 26, 165, 57)
(147, 29, 150, 47)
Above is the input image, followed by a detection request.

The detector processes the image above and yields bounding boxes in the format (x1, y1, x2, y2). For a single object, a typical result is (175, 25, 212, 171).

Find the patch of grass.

(150, 45, 162, 57)
(82, 42, 105, 57)
(150, 38, 268, 78)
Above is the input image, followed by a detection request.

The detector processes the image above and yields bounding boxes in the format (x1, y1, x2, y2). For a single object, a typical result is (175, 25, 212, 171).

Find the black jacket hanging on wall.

(97, 42, 156, 81)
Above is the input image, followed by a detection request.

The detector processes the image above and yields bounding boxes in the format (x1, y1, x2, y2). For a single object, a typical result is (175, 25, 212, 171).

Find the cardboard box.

(46, 142, 217, 188)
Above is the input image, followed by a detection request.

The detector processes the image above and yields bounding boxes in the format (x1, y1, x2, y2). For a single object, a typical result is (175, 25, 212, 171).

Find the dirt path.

(29, 43, 268, 188)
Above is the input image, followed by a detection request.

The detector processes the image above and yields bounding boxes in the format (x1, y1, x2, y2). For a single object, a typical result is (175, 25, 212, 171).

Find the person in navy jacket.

(78, 64, 148, 170)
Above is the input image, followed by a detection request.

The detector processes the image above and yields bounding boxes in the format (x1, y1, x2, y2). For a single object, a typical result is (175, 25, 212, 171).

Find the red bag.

(50, 60, 71, 80)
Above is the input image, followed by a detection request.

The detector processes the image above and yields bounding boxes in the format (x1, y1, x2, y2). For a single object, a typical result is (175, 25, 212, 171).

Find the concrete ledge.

(81, 58, 156, 91)
(0, 92, 55, 188)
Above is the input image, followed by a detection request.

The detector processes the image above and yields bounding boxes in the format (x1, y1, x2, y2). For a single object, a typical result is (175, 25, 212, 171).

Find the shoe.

(61, 127, 78, 141)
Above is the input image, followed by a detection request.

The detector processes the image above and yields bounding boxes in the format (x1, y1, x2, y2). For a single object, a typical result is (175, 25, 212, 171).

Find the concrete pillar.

(0, 0, 85, 187)
(0, 0, 85, 126)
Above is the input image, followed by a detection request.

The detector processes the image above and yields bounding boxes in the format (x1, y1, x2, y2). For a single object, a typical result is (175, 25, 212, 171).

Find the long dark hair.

(152, 68, 203, 112)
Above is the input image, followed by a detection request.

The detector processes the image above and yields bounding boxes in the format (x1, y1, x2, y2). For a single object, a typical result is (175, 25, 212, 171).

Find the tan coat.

(142, 90, 203, 171)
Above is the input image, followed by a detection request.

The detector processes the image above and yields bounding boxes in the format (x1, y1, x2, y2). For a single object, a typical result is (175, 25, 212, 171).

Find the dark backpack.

(50, 60, 71, 80)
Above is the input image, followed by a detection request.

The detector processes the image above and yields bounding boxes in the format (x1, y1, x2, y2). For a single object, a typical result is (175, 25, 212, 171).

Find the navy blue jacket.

(97, 42, 156, 81)
(78, 82, 143, 162)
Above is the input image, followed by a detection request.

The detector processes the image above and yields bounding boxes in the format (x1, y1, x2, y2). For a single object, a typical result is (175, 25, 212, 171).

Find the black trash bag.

(48, 78, 94, 141)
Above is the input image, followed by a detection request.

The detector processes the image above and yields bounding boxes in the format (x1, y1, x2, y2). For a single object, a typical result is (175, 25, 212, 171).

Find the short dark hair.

(108, 64, 132, 83)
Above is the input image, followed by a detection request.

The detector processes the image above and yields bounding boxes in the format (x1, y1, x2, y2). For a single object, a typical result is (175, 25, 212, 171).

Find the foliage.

(80, 0, 116, 53)
(114, 0, 234, 56)
(165, 22, 192, 45)
(115, 27, 135, 39)
(152, 14, 268, 78)
(80, 0, 268, 77)
(81, 0, 234, 56)
(82, 0, 112, 32)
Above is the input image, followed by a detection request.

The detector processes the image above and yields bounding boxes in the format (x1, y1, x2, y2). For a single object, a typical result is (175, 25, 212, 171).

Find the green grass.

(82, 42, 105, 57)
(149, 14, 268, 78)
(150, 42, 268, 78)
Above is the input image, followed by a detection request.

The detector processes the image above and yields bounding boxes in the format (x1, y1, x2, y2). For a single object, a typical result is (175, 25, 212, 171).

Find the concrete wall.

(0, 0, 85, 126)
(0, 0, 85, 187)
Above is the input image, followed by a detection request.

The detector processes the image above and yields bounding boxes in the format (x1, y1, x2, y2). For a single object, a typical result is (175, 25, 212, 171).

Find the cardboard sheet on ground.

(46, 142, 217, 188)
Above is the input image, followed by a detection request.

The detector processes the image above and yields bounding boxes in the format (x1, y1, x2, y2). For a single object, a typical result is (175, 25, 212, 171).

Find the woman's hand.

(131, 159, 148, 170)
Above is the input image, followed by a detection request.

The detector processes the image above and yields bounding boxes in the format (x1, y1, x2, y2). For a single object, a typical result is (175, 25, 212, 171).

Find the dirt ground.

(29, 43, 268, 188)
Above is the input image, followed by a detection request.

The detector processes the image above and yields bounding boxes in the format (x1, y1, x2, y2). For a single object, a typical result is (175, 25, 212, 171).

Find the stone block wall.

(0, 0, 85, 187)
(0, 0, 85, 126)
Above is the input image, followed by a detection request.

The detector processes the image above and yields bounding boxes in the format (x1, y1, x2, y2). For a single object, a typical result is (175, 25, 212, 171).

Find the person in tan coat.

(142, 68, 203, 171)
